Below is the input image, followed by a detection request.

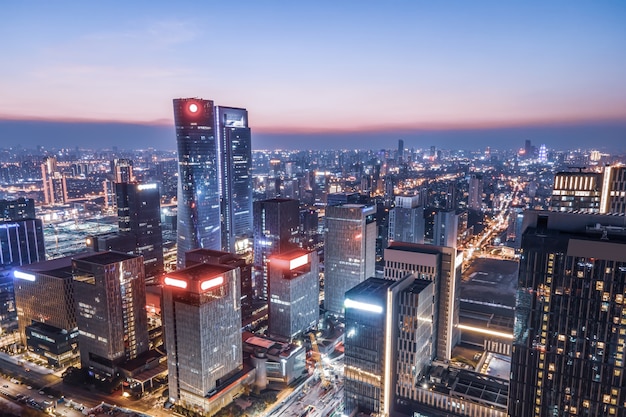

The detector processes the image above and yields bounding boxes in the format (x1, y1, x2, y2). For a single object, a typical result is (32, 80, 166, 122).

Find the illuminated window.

(596, 281, 604, 291)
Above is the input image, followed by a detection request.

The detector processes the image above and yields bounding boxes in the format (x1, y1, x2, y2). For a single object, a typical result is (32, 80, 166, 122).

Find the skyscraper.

(162, 262, 242, 413)
(253, 198, 300, 300)
(268, 248, 319, 342)
(116, 182, 164, 281)
(216, 106, 253, 254)
(73, 252, 149, 376)
(510, 211, 626, 417)
(174, 98, 221, 267)
(388, 195, 424, 245)
(41, 156, 68, 205)
(468, 173, 483, 211)
(324, 204, 376, 316)
(384, 242, 462, 361)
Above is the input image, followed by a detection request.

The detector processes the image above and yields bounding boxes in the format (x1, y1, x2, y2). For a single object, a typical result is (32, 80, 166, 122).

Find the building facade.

(72, 252, 149, 376)
(174, 98, 222, 266)
(510, 211, 626, 417)
(384, 242, 462, 361)
(324, 204, 376, 316)
(162, 263, 242, 413)
(116, 182, 164, 281)
(268, 249, 319, 341)
(253, 198, 300, 300)
(216, 106, 253, 254)
(388, 195, 424, 245)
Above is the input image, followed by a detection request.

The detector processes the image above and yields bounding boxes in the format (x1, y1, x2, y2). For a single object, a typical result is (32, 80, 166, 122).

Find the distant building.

(268, 249, 319, 342)
(41, 156, 68, 205)
(468, 173, 483, 211)
(73, 252, 149, 377)
(388, 196, 424, 244)
(162, 262, 244, 413)
(0, 198, 35, 221)
(324, 204, 376, 316)
(253, 198, 300, 300)
(510, 211, 626, 417)
(112, 158, 134, 183)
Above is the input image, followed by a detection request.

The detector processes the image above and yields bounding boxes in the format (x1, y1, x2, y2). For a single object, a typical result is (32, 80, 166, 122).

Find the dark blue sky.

(1, 119, 624, 153)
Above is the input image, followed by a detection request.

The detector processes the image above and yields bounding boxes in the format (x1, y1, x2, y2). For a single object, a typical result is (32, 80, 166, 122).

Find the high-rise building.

(13, 256, 83, 366)
(433, 209, 460, 247)
(398, 139, 404, 162)
(174, 98, 221, 267)
(388, 195, 424, 244)
(600, 165, 626, 214)
(0, 202, 45, 331)
(343, 275, 432, 417)
(72, 252, 149, 376)
(216, 106, 253, 254)
(0, 198, 35, 221)
(384, 242, 462, 361)
(116, 182, 164, 281)
(112, 158, 134, 183)
(324, 204, 376, 316)
(41, 156, 68, 205)
(468, 173, 483, 211)
(268, 249, 319, 342)
(184, 248, 254, 321)
(162, 262, 242, 413)
(510, 211, 626, 417)
(550, 171, 602, 213)
(253, 198, 300, 300)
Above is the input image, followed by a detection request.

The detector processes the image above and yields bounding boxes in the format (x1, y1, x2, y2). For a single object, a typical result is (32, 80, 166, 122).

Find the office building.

(73, 252, 149, 376)
(384, 242, 462, 361)
(174, 98, 221, 267)
(268, 249, 319, 341)
(600, 165, 626, 214)
(116, 182, 164, 281)
(468, 173, 483, 211)
(253, 198, 300, 300)
(162, 262, 243, 413)
(388, 195, 424, 244)
(433, 210, 460, 248)
(510, 211, 626, 417)
(344, 275, 432, 417)
(112, 158, 134, 183)
(0, 198, 35, 221)
(41, 156, 68, 205)
(216, 106, 253, 254)
(324, 204, 376, 316)
(184, 248, 254, 320)
(13, 256, 80, 346)
(550, 171, 602, 213)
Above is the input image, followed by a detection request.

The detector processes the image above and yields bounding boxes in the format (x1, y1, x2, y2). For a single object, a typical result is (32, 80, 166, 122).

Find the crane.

(309, 333, 331, 390)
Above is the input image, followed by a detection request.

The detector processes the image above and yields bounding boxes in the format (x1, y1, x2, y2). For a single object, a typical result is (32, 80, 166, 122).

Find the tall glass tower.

(174, 98, 221, 267)
(216, 106, 252, 253)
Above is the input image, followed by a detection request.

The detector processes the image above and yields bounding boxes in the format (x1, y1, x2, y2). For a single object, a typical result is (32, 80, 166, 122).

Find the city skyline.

(1, 1, 625, 150)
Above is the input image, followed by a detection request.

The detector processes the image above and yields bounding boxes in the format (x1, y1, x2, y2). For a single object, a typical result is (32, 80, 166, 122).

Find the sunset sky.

(1, 1, 625, 150)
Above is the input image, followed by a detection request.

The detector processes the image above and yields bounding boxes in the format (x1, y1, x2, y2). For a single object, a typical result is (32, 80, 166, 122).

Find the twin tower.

(173, 98, 252, 265)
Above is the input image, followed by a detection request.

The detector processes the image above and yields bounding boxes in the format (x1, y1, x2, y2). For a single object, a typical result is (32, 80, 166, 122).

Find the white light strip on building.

(137, 183, 157, 190)
(344, 298, 383, 314)
(289, 254, 309, 270)
(383, 289, 393, 416)
(14, 270, 36, 281)
(200, 276, 224, 291)
(600, 166, 612, 214)
(458, 324, 514, 340)
(164, 277, 188, 289)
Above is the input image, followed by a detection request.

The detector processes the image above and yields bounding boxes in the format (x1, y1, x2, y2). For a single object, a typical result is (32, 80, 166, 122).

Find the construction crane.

(309, 333, 331, 390)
